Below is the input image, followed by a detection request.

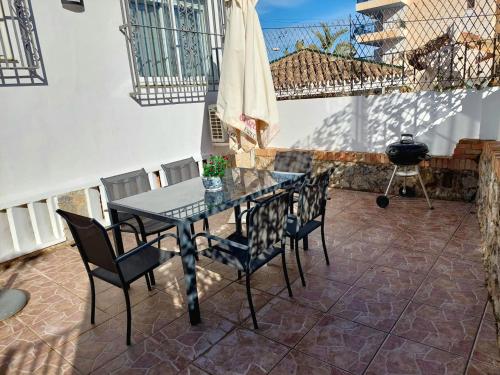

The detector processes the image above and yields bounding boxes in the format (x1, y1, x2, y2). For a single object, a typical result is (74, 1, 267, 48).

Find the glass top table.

(107, 168, 305, 325)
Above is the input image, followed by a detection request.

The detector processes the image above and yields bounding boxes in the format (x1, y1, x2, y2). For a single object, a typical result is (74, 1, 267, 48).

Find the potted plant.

(202, 155, 228, 191)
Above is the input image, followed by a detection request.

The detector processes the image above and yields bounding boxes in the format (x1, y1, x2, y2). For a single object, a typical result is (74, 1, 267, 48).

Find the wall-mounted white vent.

(208, 104, 229, 144)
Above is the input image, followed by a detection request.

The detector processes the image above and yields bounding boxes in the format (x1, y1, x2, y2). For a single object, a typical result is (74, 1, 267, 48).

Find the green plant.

(203, 155, 228, 178)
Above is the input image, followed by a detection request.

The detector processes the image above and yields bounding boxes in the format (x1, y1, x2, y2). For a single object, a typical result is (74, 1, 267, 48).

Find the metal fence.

(0, 0, 46, 86)
(120, 0, 225, 105)
(263, 0, 499, 100)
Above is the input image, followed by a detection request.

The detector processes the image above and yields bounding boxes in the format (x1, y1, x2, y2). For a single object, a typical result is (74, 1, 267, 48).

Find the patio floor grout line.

(359, 205, 473, 374)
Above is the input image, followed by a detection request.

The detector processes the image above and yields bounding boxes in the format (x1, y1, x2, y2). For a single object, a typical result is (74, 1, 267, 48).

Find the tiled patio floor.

(1, 189, 499, 374)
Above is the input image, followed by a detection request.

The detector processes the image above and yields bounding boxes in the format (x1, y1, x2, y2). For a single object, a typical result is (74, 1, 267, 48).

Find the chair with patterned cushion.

(286, 167, 333, 287)
(57, 209, 177, 345)
(194, 192, 293, 329)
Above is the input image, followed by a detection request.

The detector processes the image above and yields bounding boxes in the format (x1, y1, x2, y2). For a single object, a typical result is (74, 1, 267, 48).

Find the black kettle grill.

(376, 134, 434, 209)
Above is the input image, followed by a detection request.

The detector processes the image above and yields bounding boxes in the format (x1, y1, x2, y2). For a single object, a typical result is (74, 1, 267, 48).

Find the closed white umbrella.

(217, 0, 279, 153)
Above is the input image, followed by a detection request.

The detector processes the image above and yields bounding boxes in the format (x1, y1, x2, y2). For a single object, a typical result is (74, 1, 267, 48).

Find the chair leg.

(145, 273, 152, 291)
(157, 232, 161, 249)
(303, 235, 309, 251)
(123, 286, 132, 346)
(295, 238, 306, 287)
(88, 275, 96, 325)
(237, 270, 242, 280)
(290, 237, 295, 250)
(281, 252, 293, 297)
(203, 218, 210, 233)
(245, 273, 258, 329)
(149, 271, 156, 286)
(321, 222, 330, 266)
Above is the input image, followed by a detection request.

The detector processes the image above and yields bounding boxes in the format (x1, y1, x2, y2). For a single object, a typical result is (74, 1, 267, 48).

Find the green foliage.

(295, 39, 305, 51)
(334, 41, 357, 58)
(314, 24, 348, 52)
(203, 155, 228, 178)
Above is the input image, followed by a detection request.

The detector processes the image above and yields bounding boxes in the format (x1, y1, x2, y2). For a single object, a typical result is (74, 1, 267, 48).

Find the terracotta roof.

(269, 49, 403, 91)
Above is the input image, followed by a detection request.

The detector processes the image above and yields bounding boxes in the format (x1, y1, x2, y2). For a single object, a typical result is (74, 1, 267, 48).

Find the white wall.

(272, 87, 500, 155)
(0, 0, 215, 208)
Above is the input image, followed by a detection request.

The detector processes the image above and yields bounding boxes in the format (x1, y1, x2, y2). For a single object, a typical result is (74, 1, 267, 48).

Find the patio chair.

(56, 209, 177, 345)
(286, 167, 333, 287)
(161, 157, 210, 234)
(101, 168, 176, 243)
(194, 192, 293, 329)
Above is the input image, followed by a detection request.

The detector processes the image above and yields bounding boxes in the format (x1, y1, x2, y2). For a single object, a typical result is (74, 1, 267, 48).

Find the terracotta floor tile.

(454, 221, 482, 243)
(330, 240, 388, 263)
(466, 360, 500, 375)
(150, 257, 186, 291)
(163, 266, 232, 306)
(0, 319, 77, 375)
(296, 314, 386, 374)
(330, 287, 408, 332)
(91, 336, 189, 375)
(201, 283, 272, 324)
(236, 262, 299, 295)
(484, 301, 497, 322)
(194, 328, 288, 375)
(365, 335, 466, 375)
(394, 302, 480, 356)
(443, 238, 483, 263)
(376, 245, 438, 274)
(95, 281, 157, 316)
(55, 318, 146, 374)
(243, 296, 323, 346)
(472, 319, 500, 367)
(270, 349, 350, 375)
(279, 276, 350, 312)
(430, 255, 486, 284)
(202, 261, 241, 281)
(122, 291, 185, 336)
(349, 226, 401, 246)
(392, 231, 449, 254)
(356, 266, 425, 299)
(151, 311, 234, 362)
(307, 255, 371, 285)
(178, 364, 211, 375)
(414, 275, 487, 317)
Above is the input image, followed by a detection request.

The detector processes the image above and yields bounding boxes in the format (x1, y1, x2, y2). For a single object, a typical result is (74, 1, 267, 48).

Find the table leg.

(110, 208, 125, 255)
(234, 204, 242, 234)
(178, 221, 201, 325)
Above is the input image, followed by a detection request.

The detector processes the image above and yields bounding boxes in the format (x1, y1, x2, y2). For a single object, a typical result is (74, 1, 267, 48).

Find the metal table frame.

(107, 168, 304, 325)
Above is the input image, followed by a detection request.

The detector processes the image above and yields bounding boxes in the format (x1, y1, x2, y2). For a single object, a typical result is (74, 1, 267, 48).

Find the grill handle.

(400, 134, 414, 144)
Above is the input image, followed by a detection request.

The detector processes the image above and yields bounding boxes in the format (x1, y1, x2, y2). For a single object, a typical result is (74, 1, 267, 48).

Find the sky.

(256, 0, 357, 28)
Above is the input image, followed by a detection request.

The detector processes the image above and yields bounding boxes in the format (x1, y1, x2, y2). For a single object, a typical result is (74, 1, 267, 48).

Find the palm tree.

(314, 23, 356, 57)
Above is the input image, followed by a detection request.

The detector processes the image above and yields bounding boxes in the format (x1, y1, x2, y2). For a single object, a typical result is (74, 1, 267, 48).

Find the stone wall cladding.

(254, 141, 486, 201)
(477, 141, 500, 346)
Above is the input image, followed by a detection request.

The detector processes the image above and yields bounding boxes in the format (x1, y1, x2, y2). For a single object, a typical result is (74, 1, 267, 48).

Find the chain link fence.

(263, 0, 499, 100)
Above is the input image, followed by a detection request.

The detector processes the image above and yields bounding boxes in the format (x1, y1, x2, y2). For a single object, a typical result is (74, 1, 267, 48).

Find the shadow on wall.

(291, 88, 496, 155)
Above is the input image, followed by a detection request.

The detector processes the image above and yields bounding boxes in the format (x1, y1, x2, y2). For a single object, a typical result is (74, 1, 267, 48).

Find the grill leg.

(385, 165, 398, 196)
(417, 166, 434, 209)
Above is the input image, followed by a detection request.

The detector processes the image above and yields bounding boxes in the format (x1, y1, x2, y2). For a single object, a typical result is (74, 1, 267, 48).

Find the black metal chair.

(161, 158, 210, 234)
(56, 209, 177, 345)
(161, 157, 200, 185)
(286, 168, 333, 287)
(194, 192, 293, 329)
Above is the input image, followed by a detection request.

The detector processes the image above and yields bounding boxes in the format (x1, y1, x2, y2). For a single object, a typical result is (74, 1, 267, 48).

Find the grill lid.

(386, 134, 430, 166)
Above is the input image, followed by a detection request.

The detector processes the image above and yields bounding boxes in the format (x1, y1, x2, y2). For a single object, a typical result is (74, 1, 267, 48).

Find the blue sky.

(256, 0, 356, 28)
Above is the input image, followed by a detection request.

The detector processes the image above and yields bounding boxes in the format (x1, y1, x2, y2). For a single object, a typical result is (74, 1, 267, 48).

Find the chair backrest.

(101, 169, 151, 221)
(56, 209, 117, 273)
(274, 151, 313, 174)
(297, 167, 333, 224)
(247, 192, 289, 262)
(161, 157, 200, 185)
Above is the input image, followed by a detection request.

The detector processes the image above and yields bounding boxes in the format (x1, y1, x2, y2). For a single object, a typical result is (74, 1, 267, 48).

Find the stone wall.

(477, 141, 500, 346)
(252, 139, 489, 202)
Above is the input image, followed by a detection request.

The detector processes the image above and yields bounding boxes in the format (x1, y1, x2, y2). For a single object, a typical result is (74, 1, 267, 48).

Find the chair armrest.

(115, 232, 177, 264)
(105, 221, 140, 244)
(192, 232, 249, 252)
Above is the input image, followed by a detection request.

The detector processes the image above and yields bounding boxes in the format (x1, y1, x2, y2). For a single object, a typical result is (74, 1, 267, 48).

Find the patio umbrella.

(217, 0, 279, 154)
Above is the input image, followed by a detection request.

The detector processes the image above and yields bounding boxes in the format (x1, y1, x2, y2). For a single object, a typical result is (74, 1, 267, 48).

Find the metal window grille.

(0, 0, 45, 86)
(120, 0, 225, 105)
(264, 0, 499, 100)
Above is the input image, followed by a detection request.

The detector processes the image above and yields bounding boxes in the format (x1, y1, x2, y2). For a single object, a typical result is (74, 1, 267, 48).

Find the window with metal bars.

(120, 0, 224, 105)
(0, 0, 45, 86)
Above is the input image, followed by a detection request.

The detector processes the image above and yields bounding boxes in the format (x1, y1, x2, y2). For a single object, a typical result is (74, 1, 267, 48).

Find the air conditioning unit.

(208, 104, 229, 144)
